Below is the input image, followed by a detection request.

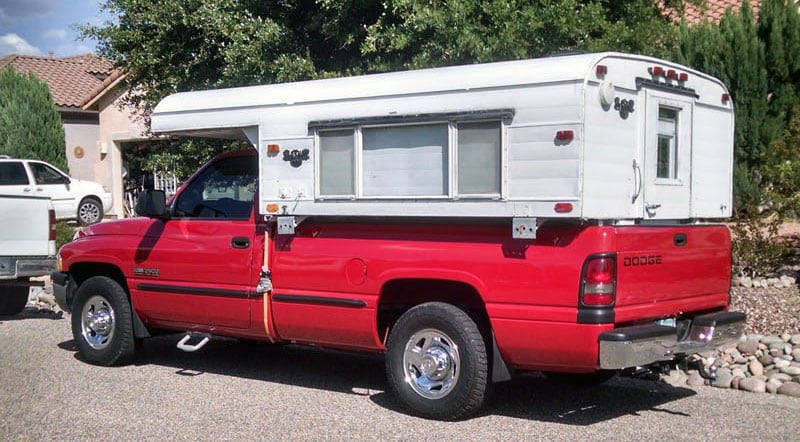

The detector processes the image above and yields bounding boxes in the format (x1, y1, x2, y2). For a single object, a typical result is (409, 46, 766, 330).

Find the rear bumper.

(598, 311, 746, 369)
(0, 257, 57, 279)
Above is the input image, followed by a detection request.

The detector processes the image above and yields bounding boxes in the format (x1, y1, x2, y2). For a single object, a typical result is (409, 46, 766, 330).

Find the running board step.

(177, 332, 211, 352)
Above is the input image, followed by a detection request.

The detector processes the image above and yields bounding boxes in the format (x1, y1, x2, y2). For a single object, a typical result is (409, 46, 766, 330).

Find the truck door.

(641, 91, 693, 219)
(131, 153, 258, 329)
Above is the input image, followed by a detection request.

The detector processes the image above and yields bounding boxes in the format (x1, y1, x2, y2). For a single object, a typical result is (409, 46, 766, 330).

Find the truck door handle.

(231, 237, 250, 249)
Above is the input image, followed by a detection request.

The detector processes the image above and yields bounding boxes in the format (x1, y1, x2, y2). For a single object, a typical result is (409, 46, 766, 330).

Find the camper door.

(641, 91, 693, 220)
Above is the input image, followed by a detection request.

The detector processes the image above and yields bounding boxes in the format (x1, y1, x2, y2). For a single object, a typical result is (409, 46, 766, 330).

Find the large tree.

(0, 66, 68, 172)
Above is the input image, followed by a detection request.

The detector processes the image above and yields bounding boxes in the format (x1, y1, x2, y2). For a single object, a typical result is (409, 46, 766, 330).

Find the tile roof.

(673, 0, 762, 24)
(0, 54, 123, 110)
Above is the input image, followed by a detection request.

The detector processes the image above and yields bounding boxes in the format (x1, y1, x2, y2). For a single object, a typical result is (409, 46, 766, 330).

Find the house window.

(317, 117, 503, 199)
(657, 107, 679, 179)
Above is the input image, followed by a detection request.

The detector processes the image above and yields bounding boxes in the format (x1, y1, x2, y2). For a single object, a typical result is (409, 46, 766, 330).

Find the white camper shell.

(151, 52, 733, 230)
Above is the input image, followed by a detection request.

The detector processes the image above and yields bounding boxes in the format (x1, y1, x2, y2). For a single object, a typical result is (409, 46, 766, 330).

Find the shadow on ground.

(57, 332, 697, 423)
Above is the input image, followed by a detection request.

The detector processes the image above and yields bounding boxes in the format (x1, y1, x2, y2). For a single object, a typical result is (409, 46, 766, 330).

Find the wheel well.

(80, 196, 102, 204)
(67, 262, 151, 338)
(69, 262, 127, 292)
(377, 279, 491, 344)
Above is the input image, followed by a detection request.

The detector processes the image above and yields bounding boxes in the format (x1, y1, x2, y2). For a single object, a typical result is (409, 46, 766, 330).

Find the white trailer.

(151, 52, 733, 235)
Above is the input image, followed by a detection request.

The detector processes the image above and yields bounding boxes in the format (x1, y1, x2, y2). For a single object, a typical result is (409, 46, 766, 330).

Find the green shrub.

(730, 214, 789, 278)
(55, 221, 77, 252)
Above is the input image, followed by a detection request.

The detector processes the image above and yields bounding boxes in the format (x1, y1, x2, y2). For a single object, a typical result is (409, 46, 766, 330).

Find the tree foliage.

(83, 0, 383, 116)
(362, 0, 684, 71)
(0, 66, 68, 172)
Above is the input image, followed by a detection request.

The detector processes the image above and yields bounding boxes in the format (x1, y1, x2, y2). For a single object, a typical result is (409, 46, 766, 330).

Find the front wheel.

(386, 302, 488, 420)
(0, 285, 29, 316)
(71, 276, 135, 366)
(77, 197, 103, 225)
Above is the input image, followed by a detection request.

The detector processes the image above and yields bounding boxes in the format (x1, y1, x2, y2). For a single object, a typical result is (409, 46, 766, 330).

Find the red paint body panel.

(58, 154, 733, 372)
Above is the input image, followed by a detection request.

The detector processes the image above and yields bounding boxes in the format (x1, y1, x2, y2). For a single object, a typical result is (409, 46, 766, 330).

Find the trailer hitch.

(176, 332, 211, 352)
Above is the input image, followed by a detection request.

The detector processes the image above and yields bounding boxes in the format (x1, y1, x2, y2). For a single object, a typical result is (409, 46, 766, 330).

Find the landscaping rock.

(748, 360, 764, 377)
(777, 382, 800, 398)
(737, 339, 759, 355)
(739, 377, 766, 393)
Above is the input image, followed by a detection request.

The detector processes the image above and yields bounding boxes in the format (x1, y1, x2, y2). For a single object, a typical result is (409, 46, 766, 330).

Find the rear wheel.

(0, 285, 29, 316)
(77, 197, 103, 225)
(71, 276, 135, 366)
(386, 302, 488, 420)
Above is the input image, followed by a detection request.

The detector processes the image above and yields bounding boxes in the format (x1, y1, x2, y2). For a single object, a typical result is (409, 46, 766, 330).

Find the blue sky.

(0, 0, 109, 57)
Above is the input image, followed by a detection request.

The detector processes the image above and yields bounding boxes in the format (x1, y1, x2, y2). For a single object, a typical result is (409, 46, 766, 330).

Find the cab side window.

(0, 162, 29, 185)
(173, 155, 257, 220)
(29, 163, 66, 185)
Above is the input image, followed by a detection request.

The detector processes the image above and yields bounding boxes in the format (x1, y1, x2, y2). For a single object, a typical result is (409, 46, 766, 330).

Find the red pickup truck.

(53, 149, 744, 420)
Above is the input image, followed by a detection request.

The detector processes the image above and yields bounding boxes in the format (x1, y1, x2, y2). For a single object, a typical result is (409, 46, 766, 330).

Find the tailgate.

(0, 195, 53, 257)
(614, 225, 731, 319)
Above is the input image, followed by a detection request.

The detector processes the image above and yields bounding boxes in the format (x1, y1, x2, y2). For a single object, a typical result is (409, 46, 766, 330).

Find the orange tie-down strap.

(263, 291, 277, 343)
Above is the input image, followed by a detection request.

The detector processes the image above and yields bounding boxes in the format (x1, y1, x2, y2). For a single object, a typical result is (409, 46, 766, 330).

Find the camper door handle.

(631, 160, 642, 204)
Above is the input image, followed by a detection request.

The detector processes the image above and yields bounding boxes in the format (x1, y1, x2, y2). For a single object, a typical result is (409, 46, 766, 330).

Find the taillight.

(49, 209, 57, 241)
(581, 255, 616, 306)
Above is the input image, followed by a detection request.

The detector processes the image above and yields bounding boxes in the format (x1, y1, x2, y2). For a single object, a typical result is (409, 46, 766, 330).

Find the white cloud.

(0, 33, 42, 56)
(43, 29, 67, 40)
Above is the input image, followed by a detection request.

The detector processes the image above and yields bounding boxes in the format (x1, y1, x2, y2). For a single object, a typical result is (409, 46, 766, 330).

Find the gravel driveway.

(2, 311, 799, 441)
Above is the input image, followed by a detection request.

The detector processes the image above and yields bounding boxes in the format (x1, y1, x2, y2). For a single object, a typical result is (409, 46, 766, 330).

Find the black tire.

(71, 276, 135, 366)
(77, 197, 103, 225)
(0, 286, 29, 316)
(544, 369, 617, 388)
(386, 302, 488, 420)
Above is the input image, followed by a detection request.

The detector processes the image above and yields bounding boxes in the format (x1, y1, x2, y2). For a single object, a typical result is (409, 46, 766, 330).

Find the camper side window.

(319, 130, 355, 196)
(362, 124, 448, 197)
(657, 107, 679, 180)
(457, 121, 501, 196)
(317, 119, 502, 199)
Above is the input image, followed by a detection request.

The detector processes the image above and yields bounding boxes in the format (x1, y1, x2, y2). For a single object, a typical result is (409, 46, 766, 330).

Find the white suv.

(0, 158, 112, 224)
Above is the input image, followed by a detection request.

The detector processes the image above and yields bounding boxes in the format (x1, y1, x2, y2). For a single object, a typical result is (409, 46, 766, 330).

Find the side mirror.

(135, 190, 167, 218)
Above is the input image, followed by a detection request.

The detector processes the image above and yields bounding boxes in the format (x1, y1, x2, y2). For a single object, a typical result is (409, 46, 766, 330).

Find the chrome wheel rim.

(402, 328, 460, 399)
(81, 295, 115, 350)
(79, 203, 100, 224)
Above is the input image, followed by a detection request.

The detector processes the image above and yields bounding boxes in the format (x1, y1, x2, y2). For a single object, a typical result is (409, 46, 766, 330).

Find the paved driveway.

(2, 310, 799, 441)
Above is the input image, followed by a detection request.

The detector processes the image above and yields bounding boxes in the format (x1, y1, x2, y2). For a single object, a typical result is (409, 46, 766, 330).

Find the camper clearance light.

(595, 65, 608, 77)
(555, 130, 574, 141)
(267, 144, 281, 154)
(722, 93, 731, 104)
(649, 66, 664, 76)
(679, 72, 689, 82)
(554, 203, 573, 213)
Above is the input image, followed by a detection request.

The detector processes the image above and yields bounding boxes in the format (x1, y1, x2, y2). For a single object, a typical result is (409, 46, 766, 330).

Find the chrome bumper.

(598, 311, 746, 370)
(0, 257, 57, 279)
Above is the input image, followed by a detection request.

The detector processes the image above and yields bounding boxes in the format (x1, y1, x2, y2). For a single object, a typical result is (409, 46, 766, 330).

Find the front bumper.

(51, 271, 73, 312)
(598, 311, 746, 369)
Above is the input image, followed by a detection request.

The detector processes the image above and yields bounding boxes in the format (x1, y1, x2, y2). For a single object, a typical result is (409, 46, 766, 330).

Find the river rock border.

(732, 275, 797, 289)
(661, 333, 800, 397)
